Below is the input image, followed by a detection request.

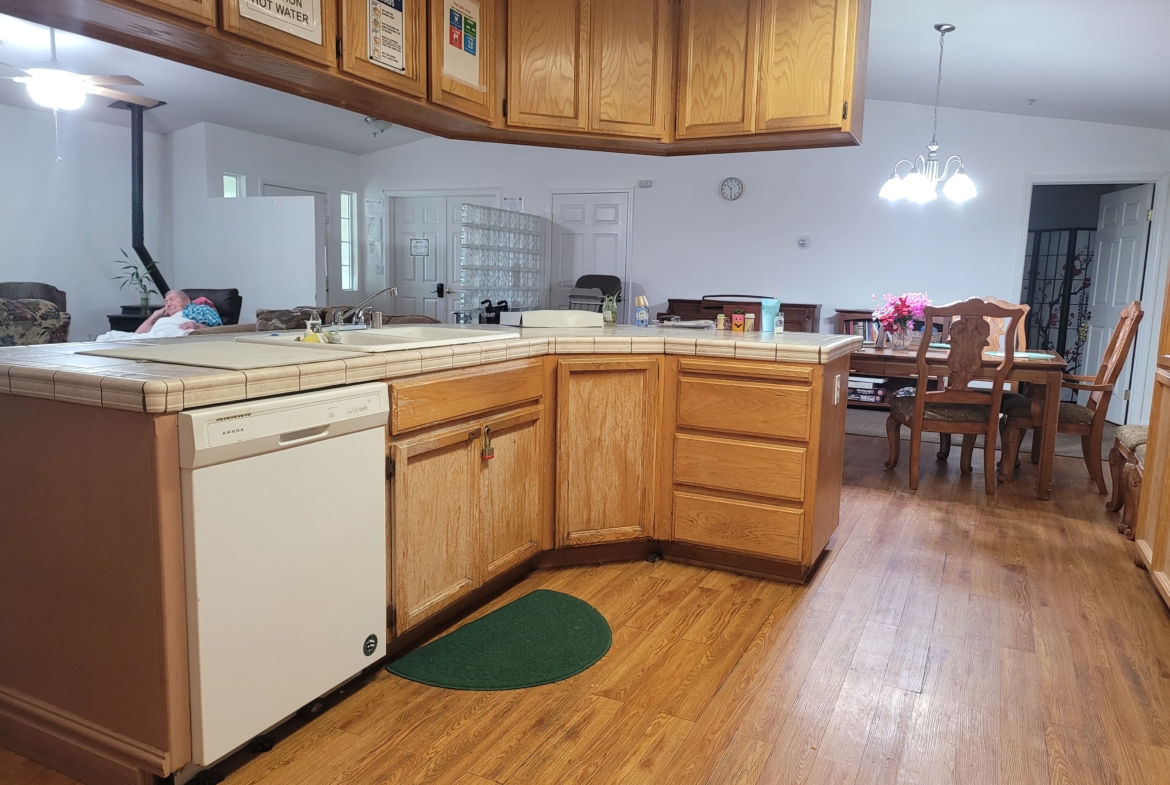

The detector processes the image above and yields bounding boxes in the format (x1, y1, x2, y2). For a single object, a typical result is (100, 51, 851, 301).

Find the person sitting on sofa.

(97, 290, 219, 342)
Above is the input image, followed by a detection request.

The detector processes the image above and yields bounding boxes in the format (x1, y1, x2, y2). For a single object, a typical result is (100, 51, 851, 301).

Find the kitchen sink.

(235, 325, 520, 353)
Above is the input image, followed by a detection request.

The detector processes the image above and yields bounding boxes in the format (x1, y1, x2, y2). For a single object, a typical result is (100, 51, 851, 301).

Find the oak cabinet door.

(431, 0, 499, 121)
(506, 0, 589, 130)
(340, 0, 427, 98)
(221, 0, 339, 66)
(480, 407, 544, 580)
(556, 357, 660, 546)
(589, 0, 671, 138)
(132, 0, 216, 24)
(675, 0, 759, 138)
(755, 0, 852, 132)
(390, 424, 480, 635)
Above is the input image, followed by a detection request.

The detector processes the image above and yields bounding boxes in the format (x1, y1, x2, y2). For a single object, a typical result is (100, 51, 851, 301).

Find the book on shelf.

(842, 317, 881, 344)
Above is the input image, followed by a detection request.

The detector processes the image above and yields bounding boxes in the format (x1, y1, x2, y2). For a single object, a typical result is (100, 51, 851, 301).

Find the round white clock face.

(720, 177, 744, 201)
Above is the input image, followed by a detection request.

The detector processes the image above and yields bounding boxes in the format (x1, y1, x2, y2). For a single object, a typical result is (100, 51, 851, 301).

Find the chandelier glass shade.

(880, 24, 975, 204)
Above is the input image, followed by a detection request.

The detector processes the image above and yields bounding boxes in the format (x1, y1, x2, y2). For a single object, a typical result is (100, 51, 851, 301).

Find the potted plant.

(873, 292, 931, 350)
(111, 249, 159, 314)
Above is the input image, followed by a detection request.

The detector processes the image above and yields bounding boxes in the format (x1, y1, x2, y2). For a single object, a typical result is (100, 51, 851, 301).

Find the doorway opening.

(1020, 183, 1155, 424)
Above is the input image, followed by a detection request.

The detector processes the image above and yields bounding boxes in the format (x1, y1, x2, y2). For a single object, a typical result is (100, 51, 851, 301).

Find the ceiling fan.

(0, 28, 159, 110)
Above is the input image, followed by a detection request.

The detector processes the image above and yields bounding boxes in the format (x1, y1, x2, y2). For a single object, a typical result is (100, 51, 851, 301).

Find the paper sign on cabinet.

(241, 0, 322, 44)
(369, 0, 407, 73)
(444, 0, 482, 88)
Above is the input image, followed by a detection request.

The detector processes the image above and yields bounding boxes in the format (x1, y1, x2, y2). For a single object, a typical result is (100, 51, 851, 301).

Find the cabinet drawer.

(673, 491, 802, 562)
(678, 377, 811, 441)
(391, 359, 542, 434)
(674, 433, 806, 502)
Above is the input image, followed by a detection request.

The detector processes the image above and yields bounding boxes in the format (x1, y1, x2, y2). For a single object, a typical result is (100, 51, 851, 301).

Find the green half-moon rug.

(386, 589, 612, 690)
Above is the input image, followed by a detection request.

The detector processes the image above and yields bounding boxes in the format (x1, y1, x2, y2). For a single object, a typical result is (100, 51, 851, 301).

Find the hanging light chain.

(931, 28, 947, 145)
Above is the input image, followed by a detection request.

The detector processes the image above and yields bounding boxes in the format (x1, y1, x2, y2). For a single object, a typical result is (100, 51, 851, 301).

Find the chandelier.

(879, 23, 976, 204)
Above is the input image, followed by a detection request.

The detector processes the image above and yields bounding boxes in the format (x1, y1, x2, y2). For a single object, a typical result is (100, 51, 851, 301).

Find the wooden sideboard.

(0, 0, 870, 156)
(657, 298, 822, 332)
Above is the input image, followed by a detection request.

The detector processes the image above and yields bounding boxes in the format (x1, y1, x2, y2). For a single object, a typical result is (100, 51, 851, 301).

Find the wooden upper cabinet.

(506, 0, 589, 130)
(339, 0, 427, 98)
(589, 0, 671, 138)
(221, 0, 339, 66)
(430, 0, 499, 122)
(755, 0, 853, 132)
(132, 0, 216, 25)
(676, 0, 759, 138)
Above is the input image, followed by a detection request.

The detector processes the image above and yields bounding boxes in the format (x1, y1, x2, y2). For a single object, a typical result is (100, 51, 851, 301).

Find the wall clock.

(720, 177, 744, 201)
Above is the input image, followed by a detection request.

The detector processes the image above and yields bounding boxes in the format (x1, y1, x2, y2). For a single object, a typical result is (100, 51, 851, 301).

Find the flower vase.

(140, 294, 151, 315)
(890, 330, 910, 351)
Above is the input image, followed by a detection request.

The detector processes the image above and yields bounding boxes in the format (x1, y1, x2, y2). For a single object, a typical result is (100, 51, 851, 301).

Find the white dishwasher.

(178, 383, 389, 767)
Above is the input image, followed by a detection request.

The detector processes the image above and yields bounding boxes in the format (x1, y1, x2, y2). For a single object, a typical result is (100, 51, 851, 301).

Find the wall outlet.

(834, 374, 841, 405)
(637, 180, 653, 188)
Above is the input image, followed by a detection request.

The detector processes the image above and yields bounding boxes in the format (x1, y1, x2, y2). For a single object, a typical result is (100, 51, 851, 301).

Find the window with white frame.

(340, 191, 358, 291)
(223, 173, 246, 198)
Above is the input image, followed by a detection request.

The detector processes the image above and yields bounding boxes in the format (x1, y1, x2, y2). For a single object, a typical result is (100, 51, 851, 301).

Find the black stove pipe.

(119, 102, 170, 295)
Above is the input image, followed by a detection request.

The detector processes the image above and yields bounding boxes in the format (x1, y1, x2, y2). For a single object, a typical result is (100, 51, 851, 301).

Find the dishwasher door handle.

(278, 425, 331, 446)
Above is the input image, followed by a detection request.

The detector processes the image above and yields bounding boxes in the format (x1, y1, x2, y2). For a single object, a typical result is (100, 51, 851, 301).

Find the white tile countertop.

(0, 326, 861, 413)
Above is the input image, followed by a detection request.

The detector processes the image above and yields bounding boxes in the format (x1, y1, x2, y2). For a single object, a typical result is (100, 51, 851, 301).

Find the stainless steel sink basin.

(236, 325, 520, 353)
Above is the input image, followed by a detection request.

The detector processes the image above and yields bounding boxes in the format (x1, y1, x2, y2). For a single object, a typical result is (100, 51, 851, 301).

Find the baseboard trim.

(0, 685, 167, 785)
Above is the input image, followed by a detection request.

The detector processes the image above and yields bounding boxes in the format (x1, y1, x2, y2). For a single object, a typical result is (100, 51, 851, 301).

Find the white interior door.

(1088, 184, 1154, 423)
(261, 184, 330, 307)
(392, 197, 446, 321)
(550, 192, 630, 313)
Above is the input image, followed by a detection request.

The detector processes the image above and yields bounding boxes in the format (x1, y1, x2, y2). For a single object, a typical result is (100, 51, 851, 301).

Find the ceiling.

(0, 14, 428, 155)
(1, 1, 1169, 157)
(866, 0, 1170, 131)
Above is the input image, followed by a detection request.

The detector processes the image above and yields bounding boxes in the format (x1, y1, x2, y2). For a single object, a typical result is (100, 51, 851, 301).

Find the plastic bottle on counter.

(634, 296, 650, 327)
(774, 311, 785, 333)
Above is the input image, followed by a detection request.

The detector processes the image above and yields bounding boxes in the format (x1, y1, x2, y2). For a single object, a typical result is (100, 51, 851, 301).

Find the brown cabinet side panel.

(808, 357, 846, 562)
(0, 397, 186, 766)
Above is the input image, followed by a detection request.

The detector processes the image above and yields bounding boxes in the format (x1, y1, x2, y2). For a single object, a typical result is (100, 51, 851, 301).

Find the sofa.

(0, 297, 71, 345)
(189, 307, 438, 335)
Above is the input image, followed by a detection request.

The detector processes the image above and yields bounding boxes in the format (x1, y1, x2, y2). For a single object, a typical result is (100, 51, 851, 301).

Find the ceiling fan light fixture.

(22, 67, 87, 110)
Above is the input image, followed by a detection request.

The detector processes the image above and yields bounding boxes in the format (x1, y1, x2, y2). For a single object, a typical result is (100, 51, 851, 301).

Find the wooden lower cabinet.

(389, 422, 481, 635)
(556, 356, 662, 546)
(663, 355, 848, 575)
(389, 403, 545, 635)
(481, 407, 544, 579)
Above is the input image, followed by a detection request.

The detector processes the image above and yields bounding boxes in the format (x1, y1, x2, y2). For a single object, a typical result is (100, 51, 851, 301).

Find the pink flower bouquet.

(873, 292, 931, 334)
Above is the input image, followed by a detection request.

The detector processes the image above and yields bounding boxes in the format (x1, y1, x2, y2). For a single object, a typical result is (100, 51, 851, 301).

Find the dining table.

(850, 345, 1069, 500)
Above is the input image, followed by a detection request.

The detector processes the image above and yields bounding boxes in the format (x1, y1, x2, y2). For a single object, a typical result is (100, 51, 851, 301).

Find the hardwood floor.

(5, 434, 1170, 784)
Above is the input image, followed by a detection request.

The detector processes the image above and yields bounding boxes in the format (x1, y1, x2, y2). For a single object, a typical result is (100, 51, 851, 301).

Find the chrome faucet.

(336, 287, 398, 325)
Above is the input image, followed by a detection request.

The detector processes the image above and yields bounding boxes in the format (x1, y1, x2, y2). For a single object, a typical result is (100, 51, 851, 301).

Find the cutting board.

(79, 342, 367, 370)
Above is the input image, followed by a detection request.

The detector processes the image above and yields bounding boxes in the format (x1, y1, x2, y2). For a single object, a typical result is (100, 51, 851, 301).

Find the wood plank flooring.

(5, 435, 1170, 784)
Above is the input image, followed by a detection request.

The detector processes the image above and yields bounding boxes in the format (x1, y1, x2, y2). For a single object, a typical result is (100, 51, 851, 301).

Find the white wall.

(168, 123, 318, 313)
(360, 100, 1170, 421)
(0, 102, 168, 340)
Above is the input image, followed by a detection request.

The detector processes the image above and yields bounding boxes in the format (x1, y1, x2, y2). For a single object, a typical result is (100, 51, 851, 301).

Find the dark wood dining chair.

(885, 298, 1024, 495)
(999, 300, 1144, 494)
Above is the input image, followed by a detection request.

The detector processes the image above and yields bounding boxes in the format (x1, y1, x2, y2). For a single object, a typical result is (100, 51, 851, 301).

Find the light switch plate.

(834, 374, 841, 405)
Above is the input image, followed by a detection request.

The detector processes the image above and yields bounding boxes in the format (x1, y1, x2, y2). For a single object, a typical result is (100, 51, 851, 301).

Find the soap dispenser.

(302, 310, 325, 343)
